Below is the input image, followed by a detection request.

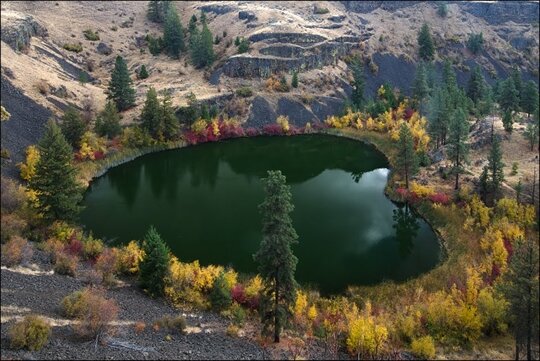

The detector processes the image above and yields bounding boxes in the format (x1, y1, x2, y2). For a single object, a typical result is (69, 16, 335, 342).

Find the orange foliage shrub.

(1, 236, 33, 266)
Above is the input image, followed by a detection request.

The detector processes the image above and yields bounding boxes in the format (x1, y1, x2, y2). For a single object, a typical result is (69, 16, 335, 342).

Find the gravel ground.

(0, 247, 266, 360)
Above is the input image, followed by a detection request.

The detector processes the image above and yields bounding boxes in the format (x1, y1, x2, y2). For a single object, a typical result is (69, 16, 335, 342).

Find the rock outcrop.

(0, 11, 48, 51)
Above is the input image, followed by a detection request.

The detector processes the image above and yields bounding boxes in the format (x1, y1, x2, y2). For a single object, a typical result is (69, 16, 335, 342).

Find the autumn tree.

(498, 237, 539, 361)
(253, 170, 299, 343)
(163, 5, 185, 59)
(447, 107, 470, 190)
(30, 120, 83, 222)
(108, 55, 136, 111)
(396, 123, 418, 189)
(417, 23, 434, 61)
(60, 106, 86, 149)
(139, 226, 170, 297)
(94, 101, 121, 139)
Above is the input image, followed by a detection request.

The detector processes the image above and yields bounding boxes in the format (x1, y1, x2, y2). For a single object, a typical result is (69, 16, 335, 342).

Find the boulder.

(96, 42, 112, 55)
(238, 10, 257, 22)
(0, 11, 48, 51)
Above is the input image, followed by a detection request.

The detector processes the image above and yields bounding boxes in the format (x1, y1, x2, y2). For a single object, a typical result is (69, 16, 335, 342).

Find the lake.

(81, 134, 441, 294)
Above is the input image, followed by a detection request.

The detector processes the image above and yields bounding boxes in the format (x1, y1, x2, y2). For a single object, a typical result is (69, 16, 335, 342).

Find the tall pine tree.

(413, 62, 429, 112)
(60, 106, 86, 149)
(108, 55, 136, 111)
(160, 91, 179, 140)
(139, 226, 170, 297)
(163, 5, 185, 59)
(417, 23, 434, 61)
(467, 66, 486, 105)
(95, 101, 121, 139)
(447, 107, 470, 190)
(350, 58, 365, 110)
(487, 136, 505, 204)
(396, 123, 418, 189)
(253, 170, 298, 343)
(499, 77, 519, 113)
(510, 66, 523, 107)
(140, 87, 162, 139)
(521, 80, 539, 118)
(30, 120, 83, 222)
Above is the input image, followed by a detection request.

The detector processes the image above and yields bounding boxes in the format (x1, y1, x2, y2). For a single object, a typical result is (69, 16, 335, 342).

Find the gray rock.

(199, 4, 236, 15)
(276, 97, 316, 126)
(238, 10, 257, 22)
(97, 42, 112, 55)
(245, 96, 277, 128)
(0, 11, 48, 51)
(51, 84, 68, 98)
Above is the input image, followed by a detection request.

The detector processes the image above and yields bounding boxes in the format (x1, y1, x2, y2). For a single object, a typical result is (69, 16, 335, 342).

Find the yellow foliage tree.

(294, 290, 308, 319)
(211, 120, 220, 137)
(346, 315, 388, 359)
(18, 145, 40, 182)
(464, 195, 490, 229)
(307, 305, 318, 321)
(276, 115, 290, 133)
(191, 118, 208, 135)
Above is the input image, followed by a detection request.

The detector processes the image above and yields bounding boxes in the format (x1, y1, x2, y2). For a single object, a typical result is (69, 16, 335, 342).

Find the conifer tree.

(511, 66, 523, 106)
(160, 92, 179, 140)
(479, 165, 489, 203)
(291, 71, 298, 88)
(163, 5, 185, 59)
(499, 77, 519, 113)
(138, 65, 149, 79)
(140, 87, 162, 139)
(427, 86, 449, 148)
(521, 80, 539, 118)
(467, 66, 485, 105)
(147, 0, 161, 23)
(417, 23, 434, 61)
(191, 22, 214, 68)
(447, 107, 470, 190)
(437, 2, 448, 17)
(60, 106, 86, 149)
(95, 101, 121, 139)
(502, 109, 513, 133)
(237, 38, 249, 53)
(413, 62, 429, 111)
(350, 58, 365, 110)
(108, 55, 136, 111)
(253, 170, 298, 343)
(188, 14, 197, 33)
(523, 120, 539, 151)
(30, 120, 83, 222)
(209, 271, 232, 311)
(139, 226, 170, 297)
(442, 60, 457, 91)
(396, 123, 418, 189)
(487, 136, 505, 204)
(498, 237, 539, 361)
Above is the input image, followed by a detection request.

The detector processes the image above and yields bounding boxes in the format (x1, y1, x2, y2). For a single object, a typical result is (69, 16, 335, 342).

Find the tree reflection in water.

(392, 202, 420, 257)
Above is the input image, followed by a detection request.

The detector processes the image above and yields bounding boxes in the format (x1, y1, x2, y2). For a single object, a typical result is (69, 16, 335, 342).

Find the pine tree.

(163, 5, 185, 59)
(467, 66, 485, 105)
(427, 86, 449, 148)
(209, 271, 232, 311)
(60, 106, 86, 149)
(199, 11, 207, 25)
(237, 38, 249, 53)
(147, 0, 161, 22)
(413, 62, 429, 111)
(487, 136, 505, 204)
(523, 119, 539, 151)
(193, 22, 214, 68)
(442, 60, 457, 91)
(139, 226, 170, 297)
(30, 120, 83, 222)
(466, 33, 484, 55)
(479, 165, 489, 203)
(291, 71, 298, 88)
(95, 101, 121, 139)
(396, 123, 418, 189)
(350, 59, 365, 110)
(188, 14, 197, 33)
(253, 170, 298, 343)
(497, 237, 539, 361)
(138, 65, 149, 79)
(502, 109, 513, 132)
(160, 92, 179, 140)
(437, 2, 448, 17)
(510, 66, 523, 106)
(498, 77, 519, 113)
(447, 107, 470, 190)
(108, 55, 136, 111)
(234, 36, 240, 46)
(521, 80, 539, 118)
(140, 87, 162, 139)
(417, 23, 434, 61)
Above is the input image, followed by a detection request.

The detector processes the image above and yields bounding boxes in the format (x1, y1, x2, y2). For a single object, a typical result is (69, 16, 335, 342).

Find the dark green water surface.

(81, 135, 441, 294)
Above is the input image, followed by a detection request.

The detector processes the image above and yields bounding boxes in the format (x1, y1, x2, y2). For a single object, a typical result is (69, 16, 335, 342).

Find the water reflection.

(392, 202, 420, 257)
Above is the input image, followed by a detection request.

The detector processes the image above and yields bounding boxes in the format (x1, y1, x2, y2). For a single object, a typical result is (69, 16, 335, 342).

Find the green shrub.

(9, 315, 51, 351)
(210, 271, 232, 311)
(237, 38, 249, 54)
(61, 289, 89, 318)
(466, 33, 484, 55)
(236, 86, 253, 98)
(155, 316, 186, 334)
(1, 148, 10, 159)
(314, 5, 330, 14)
(511, 162, 518, 176)
(82, 235, 104, 260)
(83, 29, 100, 41)
(411, 336, 436, 359)
(63, 43, 83, 53)
(229, 303, 246, 326)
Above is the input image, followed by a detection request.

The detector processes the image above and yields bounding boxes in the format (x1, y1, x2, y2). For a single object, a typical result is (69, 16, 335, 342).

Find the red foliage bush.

(65, 239, 84, 257)
(396, 187, 409, 200)
(404, 108, 414, 120)
(429, 192, 450, 205)
(262, 124, 284, 135)
(231, 284, 246, 304)
(485, 262, 501, 286)
(245, 127, 259, 137)
(503, 238, 513, 260)
(93, 151, 105, 160)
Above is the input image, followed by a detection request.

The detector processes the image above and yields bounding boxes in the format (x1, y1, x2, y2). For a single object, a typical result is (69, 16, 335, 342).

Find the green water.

(81, 134, 441, 294)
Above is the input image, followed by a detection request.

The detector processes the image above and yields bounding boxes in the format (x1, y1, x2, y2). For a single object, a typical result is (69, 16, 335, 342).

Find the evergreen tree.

(139, 226, 170, 297)
(350, 59, 365, 110)
(148, 35, 163, 55)
(60, 106, 86, 149)
(291, 71, 298, 88)
(108, 55, 136, 111)
(498, 237, 539, 361)
(502, 109, 513, 132)
(447, 108, 470, 190)
(163, 5, 185, 59)
(234, 36, 240, 46)
(147, 0, 161, 23)
(511, 66, 523, 106)
(467, 66, 485, 105)
(442, 60, 457, 91)
(498, 77, 519, 113)
(237, 38, 249, 53)
(188, 14, 197, 33)
(521, 80, 539, 118)
(193, 22, 214, 68)
(523, 119, 539, 151)
(413, 62, 429, 111)
(209, 271, 232, 311)
(477, 85, 494, 118)
(161, 92, 179, 140)
(427, 86, 451, 147)
(417, 23, 434, 61)
(140, 87, 162, 139)
(487, 136, 505, 204)
(253, 170, 299, 343)
(138, 65, 149, 79)
(95, 101, 122, 139)
(199, 11, 207, 25)
(30, 120, 83, 222)
(466, 33, 484, 55)
(479, 165, 489, 203)
(396, 123, 418, 189)
(437, 2, 448, 17)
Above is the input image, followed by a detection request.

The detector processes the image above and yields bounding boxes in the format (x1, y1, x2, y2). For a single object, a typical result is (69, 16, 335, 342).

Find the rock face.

(97, 42, 112, 55)
(199, 3, 236, 15)
(238, 10, 257, 22)
(458, 1, 539, 25)
(0, 11, 48, 51)
(341, 1, 421, 13)
(221, 34, 363, 78)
